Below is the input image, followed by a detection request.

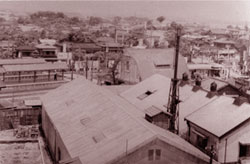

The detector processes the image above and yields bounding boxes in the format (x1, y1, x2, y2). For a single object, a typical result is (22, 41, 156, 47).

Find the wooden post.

(34, 71, 36, 83)
(48, 70, 51, 81)
(18, 71, 21, 83)
(62, 70, 64, 80)
(91, 59, 93, 81)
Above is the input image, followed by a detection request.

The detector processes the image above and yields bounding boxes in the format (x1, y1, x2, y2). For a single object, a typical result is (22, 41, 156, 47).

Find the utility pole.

(85, 57, 88, 79)
(167, 26, 181, 134)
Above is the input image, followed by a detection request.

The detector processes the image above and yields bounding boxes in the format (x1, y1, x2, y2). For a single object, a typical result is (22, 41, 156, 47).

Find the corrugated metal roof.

(0, 59, 46, 66)
(41, 77, 210, 164)
(3, 62, 68, 72)
(125, 48, 189, 80)
(185, 96, 250, 138)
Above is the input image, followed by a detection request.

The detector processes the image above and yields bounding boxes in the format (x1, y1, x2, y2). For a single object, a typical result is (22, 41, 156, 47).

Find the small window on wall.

(58, 148, 61, 161)
(239, 144, 250, 157)
(126, 61, 130, 70)
(148, 149, 154, 161)
(155, 149, 161, 160)
(148, 149, 162, 161)
(197, 135, 208, 150)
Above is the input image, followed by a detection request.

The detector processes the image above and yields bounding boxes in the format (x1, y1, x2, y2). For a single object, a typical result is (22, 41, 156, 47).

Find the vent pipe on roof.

(192, 75, 202, 92)
(180, 73, 189, 87)
(210, 82, 217, 92)
(233, 96, 249, 106)
(195, 76, 202, 86)
(206, 82, 218, 98)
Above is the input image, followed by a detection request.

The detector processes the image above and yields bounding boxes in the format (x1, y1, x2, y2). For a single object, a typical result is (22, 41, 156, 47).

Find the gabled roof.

(41, 77, 210, 164)
(124, 48, 189, 80)
(16, 46, 36, 51)
(185, 96, 250, 138)
(120, 74, 220, 135)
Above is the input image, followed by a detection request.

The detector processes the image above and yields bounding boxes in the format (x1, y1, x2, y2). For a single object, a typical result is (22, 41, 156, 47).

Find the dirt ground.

(0, 142, 42, 164)
(0, 129, 53, 164)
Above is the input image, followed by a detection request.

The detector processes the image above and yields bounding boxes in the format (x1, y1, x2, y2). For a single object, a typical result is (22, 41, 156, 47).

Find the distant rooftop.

(0, 58, 46, 66)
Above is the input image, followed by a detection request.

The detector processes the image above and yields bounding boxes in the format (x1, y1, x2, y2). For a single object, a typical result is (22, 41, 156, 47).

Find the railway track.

(0, 89, 52, 99)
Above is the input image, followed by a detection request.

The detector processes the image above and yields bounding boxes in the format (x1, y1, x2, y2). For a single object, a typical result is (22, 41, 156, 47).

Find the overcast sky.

(0, 1, 250, 24)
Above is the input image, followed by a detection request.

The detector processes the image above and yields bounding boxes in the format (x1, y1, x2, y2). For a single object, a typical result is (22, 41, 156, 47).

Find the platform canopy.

(2, 63, 68, 73)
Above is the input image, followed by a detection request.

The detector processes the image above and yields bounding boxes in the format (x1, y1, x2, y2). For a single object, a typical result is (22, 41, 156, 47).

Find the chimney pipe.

(182, 72, 189, 81)
(180, 72, 189, 87)
(206, 82, 218, 98)
(233, 96, 249, 106)
(210, 82, 217, 92)
(195, 76, 202, 86)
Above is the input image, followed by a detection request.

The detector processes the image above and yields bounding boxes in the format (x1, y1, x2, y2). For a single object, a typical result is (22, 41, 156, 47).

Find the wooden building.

(15, 46, 37, 58)
(0, 99, 42, 130)
(185, 96, 250, 163)
(41, 77, 213, 164)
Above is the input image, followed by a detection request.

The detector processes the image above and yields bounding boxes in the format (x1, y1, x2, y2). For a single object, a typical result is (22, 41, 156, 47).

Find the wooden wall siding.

(151, 113, 170, 130)
(42, 109, 71, 163)
(114, 138, 209, 164)
(0, 107, 41, 130)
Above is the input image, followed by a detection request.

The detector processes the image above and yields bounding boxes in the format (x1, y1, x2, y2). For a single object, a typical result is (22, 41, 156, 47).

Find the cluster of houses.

(1, 12, 250, 163)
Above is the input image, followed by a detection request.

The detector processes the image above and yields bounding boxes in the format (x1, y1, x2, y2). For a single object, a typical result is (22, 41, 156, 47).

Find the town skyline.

(0, 1, 250, 26)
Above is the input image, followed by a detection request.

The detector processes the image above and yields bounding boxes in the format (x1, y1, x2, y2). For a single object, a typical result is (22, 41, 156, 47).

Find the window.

(137, 90, 156, 100)
(197, 135, 208, 150)
(240, 144, 250, 157)
(148, 149, 154, 161)
(58, 147, 61, 161)
(192, 129, 208, 150)
(155, 149, 161, 160)
(126, 61, 130, 71)
(148, 149, 162, 161)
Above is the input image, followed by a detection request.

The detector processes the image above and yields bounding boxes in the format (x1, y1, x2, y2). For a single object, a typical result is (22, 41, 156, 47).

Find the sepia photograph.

(0, 1, 249, 164)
